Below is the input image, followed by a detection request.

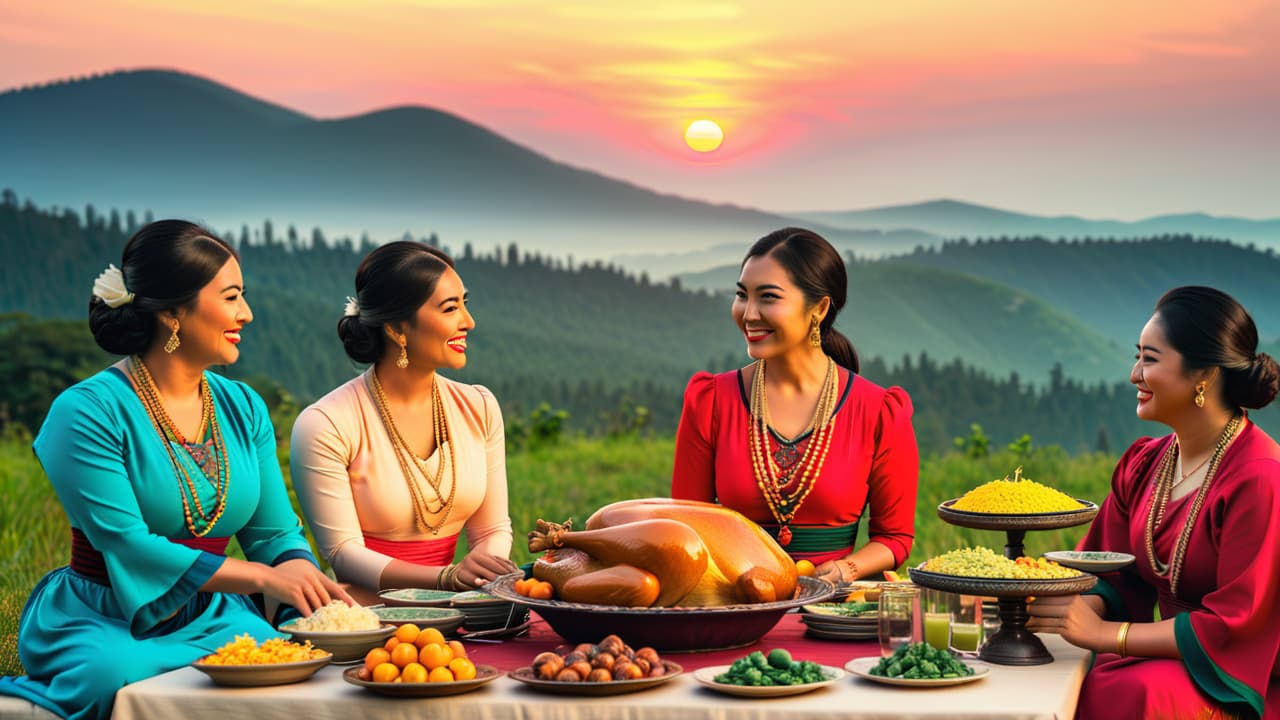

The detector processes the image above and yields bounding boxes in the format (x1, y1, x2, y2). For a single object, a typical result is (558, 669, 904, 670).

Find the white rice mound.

(290, 600, 381, 632)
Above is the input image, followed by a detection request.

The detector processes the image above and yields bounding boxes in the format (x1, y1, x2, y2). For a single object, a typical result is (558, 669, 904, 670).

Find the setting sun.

(684, 120, 724, 153)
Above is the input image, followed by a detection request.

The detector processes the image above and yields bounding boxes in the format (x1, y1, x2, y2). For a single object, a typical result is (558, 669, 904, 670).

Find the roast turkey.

(528, 498, 798, 607)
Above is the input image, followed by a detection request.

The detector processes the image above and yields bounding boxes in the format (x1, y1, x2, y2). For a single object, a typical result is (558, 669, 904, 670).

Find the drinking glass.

(922, 589, 953, 651)
(877, 584, 921, 658)
(950, 594, 984, 655)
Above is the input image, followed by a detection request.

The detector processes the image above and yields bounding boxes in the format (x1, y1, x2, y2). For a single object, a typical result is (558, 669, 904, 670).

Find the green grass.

(0, 433, 1116, 677)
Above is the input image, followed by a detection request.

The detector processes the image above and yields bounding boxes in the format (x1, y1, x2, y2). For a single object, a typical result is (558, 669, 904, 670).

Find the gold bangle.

(437, 563, 456, 591)
(1115, 621, 1131, 658)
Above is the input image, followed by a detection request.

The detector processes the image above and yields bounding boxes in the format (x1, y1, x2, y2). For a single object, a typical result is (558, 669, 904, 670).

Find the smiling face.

(168, 256, 252, 367)
(394, 266, 474, 371)
(732, 253, 827, 361)
(1131, 313, 1209, 424)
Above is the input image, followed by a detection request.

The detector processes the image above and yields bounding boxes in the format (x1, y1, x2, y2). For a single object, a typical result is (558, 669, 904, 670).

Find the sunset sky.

(2, 0, 1277, 218)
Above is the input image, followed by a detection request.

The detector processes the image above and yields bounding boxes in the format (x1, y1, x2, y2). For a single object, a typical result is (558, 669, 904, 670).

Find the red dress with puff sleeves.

(671, 367, 919, 566)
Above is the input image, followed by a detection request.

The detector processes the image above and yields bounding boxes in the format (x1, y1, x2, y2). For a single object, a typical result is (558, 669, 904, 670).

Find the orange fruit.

(400, 662, 429, 684)
(419, 642, 454, 670)
(514, 578, 531, 596)
(395, 623, 421, 645)
(415, 627, 447, 648)
(364, 647, 391, 674)
(795, 559, 815, 577)
(372, 662, 400, 683)
(447, 640, 467, 659)
(384, 637, 401, 652)
(883, 570, 903, 582)
(448, 657, 477, 681)
(428, 666, 455, 683)
(390, 641, 419, 668)
(528, 581, 554, 600)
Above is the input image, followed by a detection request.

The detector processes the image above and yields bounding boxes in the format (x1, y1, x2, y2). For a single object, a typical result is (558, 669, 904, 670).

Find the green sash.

(763, 521, 860, 554)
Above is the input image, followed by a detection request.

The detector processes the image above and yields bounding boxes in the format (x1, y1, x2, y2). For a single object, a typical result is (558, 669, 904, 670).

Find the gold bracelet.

(1115, 621, 1131, 658)
(437, 563, 456, 591)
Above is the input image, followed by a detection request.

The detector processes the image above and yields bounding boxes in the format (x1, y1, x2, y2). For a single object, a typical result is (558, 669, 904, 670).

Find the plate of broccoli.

(694, 649, 844, 697)
(845, 643, 989, 687)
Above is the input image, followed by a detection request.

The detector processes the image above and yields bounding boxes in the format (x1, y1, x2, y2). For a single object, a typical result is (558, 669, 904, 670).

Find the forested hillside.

(3, 194, 1276, 451)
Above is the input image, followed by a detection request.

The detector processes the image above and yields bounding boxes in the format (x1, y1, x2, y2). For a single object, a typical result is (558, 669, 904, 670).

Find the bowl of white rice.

(278, 601, 395, 662)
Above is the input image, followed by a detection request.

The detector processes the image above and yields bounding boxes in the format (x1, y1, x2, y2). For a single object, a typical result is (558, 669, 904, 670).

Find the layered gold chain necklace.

(367, 369, 457, 535)
(748, 357, 838, 546)
(128, 356, 230, 537)
(1143, 413, 1242, 595)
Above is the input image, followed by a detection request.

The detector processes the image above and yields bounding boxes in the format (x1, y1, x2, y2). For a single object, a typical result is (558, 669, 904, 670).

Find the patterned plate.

(378, 588, 457, 607)
(371, 606, 466, 634)
(1043, 551, 1136, 573)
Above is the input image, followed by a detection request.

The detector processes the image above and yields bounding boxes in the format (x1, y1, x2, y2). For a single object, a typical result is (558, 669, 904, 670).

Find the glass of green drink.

(950, 595, 984, 654)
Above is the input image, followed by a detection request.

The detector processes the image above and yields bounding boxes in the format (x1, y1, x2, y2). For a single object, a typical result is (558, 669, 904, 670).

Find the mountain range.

(3, 69, 1277, 270)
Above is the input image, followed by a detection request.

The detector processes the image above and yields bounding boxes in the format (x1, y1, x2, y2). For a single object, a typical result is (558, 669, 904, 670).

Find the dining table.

(111, 613, 1090, 720)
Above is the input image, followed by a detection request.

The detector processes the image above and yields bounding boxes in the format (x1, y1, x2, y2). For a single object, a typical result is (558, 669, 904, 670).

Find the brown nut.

(555, 668, 582, 682)
(562, 651, 587, 666)
(613, 663, 644, 681)
(587, 668, 612, 683)
(632, 657, 651, 674)
(568, 660, 593, 679)
(573, 643, 596, 658)
(634, 647, 660, 665)
(532, 652, 564, 680)
(591, 652, 616, 670)
(647, 662, 666, 678)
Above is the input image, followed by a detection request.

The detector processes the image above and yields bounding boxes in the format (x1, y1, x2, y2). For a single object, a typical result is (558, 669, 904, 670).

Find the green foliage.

(954, 424, 990, 458)
(0, 313, 110, 433)
(506, 403, 569, 452)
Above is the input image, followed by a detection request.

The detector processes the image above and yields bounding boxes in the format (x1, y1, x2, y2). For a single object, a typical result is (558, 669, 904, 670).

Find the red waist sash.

(70, 527, 230, 586)
(363, 534, 458, 566)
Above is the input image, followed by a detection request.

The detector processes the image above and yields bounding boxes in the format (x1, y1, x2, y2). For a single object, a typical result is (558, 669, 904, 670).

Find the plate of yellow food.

(192, 635, 331, 687)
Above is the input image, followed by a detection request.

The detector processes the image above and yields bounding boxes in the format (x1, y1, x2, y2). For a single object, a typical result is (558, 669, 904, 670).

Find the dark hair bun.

(88, 297, 154, 355)
(1229, 352, 1280, 410)
(338, 316, 382, 364)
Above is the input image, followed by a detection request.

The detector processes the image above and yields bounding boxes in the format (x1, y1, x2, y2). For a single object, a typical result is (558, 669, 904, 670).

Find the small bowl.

(371, 606, 466, 634)
(276, 622, 396, 663)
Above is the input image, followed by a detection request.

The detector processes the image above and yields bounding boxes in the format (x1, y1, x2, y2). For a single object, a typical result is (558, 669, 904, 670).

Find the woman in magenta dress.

(1028, 287, 1280, 720)
(671, 228, 918, 585)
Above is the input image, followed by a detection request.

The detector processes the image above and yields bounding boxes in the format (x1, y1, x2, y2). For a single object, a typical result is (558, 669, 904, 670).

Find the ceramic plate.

(507, 661, 682, 696)
(378, 588, 457, 607)
(1043, 551, 1136, 573)
(450, 590, 510, 607)
(802, 602, 878, 618)
(844, 657, 989, 687)
(342, 664, 501, 697)
(692, 664, 844, 697)
(276, 623, 395, 663)
(371, 606, 466, 634)
(191, 654, 332, 687)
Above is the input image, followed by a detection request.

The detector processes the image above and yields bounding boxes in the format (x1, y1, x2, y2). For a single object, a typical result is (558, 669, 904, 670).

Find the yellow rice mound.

(200, 634, 328, 665)
(951, 466, 1083, 514)
(922, 547, 1080, 579)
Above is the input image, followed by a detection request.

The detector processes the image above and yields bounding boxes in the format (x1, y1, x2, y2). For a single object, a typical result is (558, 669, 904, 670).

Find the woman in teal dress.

(0, 221, 350, 720)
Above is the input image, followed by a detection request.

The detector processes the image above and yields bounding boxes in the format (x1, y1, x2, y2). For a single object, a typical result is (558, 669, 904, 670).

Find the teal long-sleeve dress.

(0, 367, 317, 720)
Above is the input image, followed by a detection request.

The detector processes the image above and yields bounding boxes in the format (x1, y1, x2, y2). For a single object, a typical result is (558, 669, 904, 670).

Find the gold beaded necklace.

(748, 357, 838, 546)
(367, 369, 457, 535)
(1143, 413, 1242, 595)
(128, 356, 230, 538)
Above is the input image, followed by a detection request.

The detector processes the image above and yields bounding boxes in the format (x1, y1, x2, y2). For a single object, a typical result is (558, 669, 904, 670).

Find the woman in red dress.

(1028, 287, 1280, 720)
(671, 228, 919, 585)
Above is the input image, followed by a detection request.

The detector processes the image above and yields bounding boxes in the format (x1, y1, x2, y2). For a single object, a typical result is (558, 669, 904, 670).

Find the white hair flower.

(92, 264, 135, 308)
(344, 296, 360, 317)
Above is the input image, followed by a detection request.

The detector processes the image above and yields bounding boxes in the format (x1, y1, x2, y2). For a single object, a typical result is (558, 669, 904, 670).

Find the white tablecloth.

(113, 634, 1088, 720)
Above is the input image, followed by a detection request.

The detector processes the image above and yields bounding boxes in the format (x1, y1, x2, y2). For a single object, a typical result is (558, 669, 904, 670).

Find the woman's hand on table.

(452, 553, 520, 589)
(1026, 594, 1108, 650)
(262, 558, 354, 615)
(813, 558, 857, 585)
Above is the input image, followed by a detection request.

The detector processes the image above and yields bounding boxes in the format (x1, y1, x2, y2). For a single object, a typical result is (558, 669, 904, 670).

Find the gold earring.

(809, 317, 822, 347)
(395, 334, 409, 369)
(1194, 382, 1206, 408)
(163, 321, 181, 354)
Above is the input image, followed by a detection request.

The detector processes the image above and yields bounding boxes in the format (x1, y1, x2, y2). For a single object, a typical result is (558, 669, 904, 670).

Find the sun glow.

(684, 120, 724, 152)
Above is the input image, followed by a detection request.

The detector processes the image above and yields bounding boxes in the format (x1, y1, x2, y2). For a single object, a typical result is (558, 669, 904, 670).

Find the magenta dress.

(1077, 420, 1280, 719)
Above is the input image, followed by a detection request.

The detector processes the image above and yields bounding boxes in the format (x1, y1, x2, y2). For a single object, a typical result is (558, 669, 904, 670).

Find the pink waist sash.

(363, 533, 458, 566)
